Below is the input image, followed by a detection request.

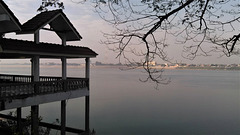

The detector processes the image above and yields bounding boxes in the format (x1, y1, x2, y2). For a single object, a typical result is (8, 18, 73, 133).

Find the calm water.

(0, 65, 239, 135)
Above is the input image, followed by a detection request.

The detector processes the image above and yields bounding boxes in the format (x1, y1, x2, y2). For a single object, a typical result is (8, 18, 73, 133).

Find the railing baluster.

(0, 74, 88, 99)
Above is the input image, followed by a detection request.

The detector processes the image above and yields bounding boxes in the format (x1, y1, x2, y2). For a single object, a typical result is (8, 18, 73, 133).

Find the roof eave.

(1, 50, 97, 59)
(16, 30, 35, 35)
(0, 38, 98, 59)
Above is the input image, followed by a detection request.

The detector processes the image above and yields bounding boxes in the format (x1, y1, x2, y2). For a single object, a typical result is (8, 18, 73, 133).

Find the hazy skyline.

(2, 0, 240, 65)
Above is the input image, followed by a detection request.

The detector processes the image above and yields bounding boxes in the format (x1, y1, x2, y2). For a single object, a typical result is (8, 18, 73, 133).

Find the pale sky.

(2, 0, 240, 64)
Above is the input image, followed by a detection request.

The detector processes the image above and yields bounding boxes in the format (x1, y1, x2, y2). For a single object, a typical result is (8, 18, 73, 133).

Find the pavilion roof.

(0, 38, 97, 58)
(18, 10, 82, 41)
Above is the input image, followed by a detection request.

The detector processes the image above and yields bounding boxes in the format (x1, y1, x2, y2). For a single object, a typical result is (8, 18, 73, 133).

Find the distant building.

(178, 63, 187, 67)
(147, 61, 156, 66)
(210, 64, 218, 67)
(159, 64, 167, 67)
(143, 61, 156, 66)
(95, 61, 103, 66)
(188, 64, 197, 67)
(230, 64, 238, 67)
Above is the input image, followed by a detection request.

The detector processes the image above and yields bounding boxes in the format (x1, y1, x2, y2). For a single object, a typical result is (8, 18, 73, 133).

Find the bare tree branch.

(40, 0, 240, 86)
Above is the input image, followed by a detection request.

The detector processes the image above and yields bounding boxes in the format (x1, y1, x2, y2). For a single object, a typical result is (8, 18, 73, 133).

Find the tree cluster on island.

(94, 61, 240, 70)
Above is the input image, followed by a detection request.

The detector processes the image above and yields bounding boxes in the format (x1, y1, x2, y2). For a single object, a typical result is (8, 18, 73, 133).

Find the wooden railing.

(0, 74, 32, 83)
(0, 74, 63, 83)
(0, 74, 89, 99)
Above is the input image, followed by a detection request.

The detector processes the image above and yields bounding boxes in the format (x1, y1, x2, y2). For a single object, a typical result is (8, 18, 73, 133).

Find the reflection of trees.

(40, 0, 239, 85)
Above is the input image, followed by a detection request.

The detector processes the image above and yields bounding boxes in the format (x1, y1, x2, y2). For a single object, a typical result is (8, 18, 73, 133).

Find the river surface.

(0, 65, 239, 135)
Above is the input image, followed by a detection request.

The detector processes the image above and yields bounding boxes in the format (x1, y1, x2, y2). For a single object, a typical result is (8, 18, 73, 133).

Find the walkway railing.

(0, 74, 63, 83)
(0, 74, 89, 99)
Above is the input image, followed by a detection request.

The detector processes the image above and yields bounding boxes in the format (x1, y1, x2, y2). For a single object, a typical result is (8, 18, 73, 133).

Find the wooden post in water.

(61, 35, 67, 135)
(31, 105, 39, 135)
(17, 108, 22, 134)
(85, 58, 90, 133)
(31, 31, 40, 135)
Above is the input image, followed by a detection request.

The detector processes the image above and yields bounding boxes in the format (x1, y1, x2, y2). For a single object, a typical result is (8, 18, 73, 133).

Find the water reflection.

(0, 66, 239, 135)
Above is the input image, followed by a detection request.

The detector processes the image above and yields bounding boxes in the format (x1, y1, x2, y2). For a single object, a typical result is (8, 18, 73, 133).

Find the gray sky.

(2, 0, 240, 64)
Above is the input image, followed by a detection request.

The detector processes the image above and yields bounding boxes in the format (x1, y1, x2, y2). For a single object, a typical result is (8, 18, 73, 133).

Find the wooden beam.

(41, 27, 54, 31)
(41, 28, 73, 34)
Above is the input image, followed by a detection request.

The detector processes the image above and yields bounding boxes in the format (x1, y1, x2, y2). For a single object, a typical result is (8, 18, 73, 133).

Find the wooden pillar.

(31, 56, 40, 135)
(31, 31, 40, 135)
(85, 58, 90, 79)
(61, 62, 67, 135)
(31, 105, 39, 135)
(61, 100, 66, 135)
(31, 59, 34, 79)
(32, 56, 40, 82)
(32, 31, 40, 82)
(85, 58, 90, 133)
(85, 96, 90, 133)
(61, 34, 67, 80)
(17, 108, 22, 134)
(34, 30, 40, 44)
(61, 35, 67, 135)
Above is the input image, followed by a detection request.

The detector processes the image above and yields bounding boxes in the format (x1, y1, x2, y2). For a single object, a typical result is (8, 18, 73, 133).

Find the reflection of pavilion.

(0, 1, 97, 135)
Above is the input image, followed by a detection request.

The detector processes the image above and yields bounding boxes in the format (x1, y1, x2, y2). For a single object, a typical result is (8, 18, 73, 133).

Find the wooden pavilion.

(0, 0, 97, 134)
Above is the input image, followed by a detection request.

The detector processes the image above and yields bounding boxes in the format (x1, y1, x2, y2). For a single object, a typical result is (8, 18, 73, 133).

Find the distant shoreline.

(92, 64, 240, 71)
(175, 67, 240, 71)
(0, 63, 239, 70)
(93, 65, 240, 71)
